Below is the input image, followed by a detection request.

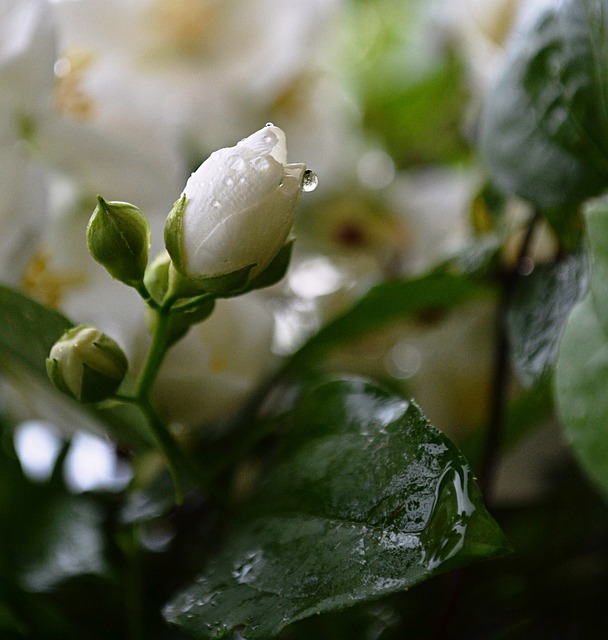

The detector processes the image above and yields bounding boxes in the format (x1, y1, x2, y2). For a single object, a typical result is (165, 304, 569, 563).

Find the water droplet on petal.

(223, 176, 234, 187)
(265, 122, 274, 127)
(252, 156, 270, 172)
(211, 199, 221, 208)
(302, 169, 318, 192)
(228, 155, 245, 171)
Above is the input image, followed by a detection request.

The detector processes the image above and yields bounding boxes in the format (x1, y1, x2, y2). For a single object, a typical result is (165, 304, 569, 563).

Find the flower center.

(54, 49, 97, 120)
(147, 0, 220, 59)
(21, 248, 86, 309)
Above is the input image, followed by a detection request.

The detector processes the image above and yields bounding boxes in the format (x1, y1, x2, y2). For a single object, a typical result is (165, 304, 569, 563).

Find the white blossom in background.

(0, 0, 54, 285)
(153, 294, 277, 429)
(436, 0, 560, 97)
(48, 0, 345, 165)
(385, 167, 479, 274)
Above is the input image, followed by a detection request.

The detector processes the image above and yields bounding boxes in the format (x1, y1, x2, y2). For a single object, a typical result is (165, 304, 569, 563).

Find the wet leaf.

(555, 296, 608, 497)
(507, 252, 588, 387)
(0, 285, 151, 449)
(164, 377, 509, 639)
(584, 196, 608, 329)
(479, 0, 608, 210)
(282, 272, 489, 374)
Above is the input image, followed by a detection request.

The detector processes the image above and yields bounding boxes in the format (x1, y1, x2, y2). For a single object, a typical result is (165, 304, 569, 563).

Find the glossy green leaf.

(584, 196, 608, 329)
(0, 285, 70, 375)
(555, 296, 608, 496)
(507, 252, 588, 387)
(0, 428, 106, 593)
(282, 272, 490, 374)
(0, 285, 151, 449)
(479, 0, 608, 209)
(164, 377, 509, 639)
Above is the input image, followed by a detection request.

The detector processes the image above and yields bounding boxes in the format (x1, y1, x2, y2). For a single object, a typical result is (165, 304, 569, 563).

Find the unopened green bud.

(144, 251, 172, 305)
(87, 196, 150, 285)
(46, 325, 128, 403)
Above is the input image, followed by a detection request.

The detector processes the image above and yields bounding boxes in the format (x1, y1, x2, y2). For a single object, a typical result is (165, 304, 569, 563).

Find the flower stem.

(139, 396, 186, 504)
(131, 306, 187, 503)
(478, 209, 541, 503)
(134, 280, 159, 310)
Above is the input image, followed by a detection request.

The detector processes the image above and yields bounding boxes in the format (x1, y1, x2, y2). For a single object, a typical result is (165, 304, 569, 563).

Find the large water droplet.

(302, 169, 318, 192)
(265, 122, 274, 127)
(231, 550, 264, 585)
(421, 465, 476, 571)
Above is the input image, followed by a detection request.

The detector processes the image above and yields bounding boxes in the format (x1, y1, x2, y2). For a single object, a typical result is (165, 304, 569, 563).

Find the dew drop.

(265, 122, 274, 127)
(228, 155, 245, 171)
(223, 176, 234, 187)
(252, 156, 270, 172)
(302, 169, 318, 192)
(211, 199, 221, 208)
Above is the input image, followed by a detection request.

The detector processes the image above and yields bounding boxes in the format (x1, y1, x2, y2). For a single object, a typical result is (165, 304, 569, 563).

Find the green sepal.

(87, 196, 151, 285)
(164, 194, 187, 276)
(237, 238, 294, 295)
(144, 251, 172, 305)
(79, 360, 125, 404)
(167, 262, 256, 299)
(45, 356, 73, 399)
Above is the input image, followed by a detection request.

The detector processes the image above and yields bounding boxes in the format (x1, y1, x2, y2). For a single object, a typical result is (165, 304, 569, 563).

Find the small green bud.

(46, 325, 128, 403)
(144, 251, 172, 305)
(87, 195, 151, 285)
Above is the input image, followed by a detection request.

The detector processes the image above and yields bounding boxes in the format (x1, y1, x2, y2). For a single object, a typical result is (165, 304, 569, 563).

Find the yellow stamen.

(21, 249, 86, 309)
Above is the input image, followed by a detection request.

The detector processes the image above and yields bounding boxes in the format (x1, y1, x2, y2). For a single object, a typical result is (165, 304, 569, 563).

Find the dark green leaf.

(479, 0, 608, 209)
(282, 272, 490, 374)
(164, 377, 509, 639)
(584, 196, 608, 328)
(555, 295, 608, 497)
(0, 285, 152, 449)
(0, 285, 71, 375)
(507, 252, 588, 387)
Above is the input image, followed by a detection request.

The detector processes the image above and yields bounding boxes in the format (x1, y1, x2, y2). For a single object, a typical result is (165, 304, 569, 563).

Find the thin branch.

(478, 209, 541, 503)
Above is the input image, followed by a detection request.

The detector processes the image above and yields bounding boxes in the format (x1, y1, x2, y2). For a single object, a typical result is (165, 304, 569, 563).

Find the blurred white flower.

(167, 125, 305, 280)
(153, 294, 277, 428)
(49, 0, 341, 155)
(436, 0, 559, 97)
(385, 167, 479, 274)
(0, 0, 55, 285)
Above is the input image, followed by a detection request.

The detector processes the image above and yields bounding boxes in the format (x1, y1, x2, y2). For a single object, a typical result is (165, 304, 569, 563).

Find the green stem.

(133, 280, 159, 310)
(170, 292, 214, 314)
(134, 308, 171, 398)
(140, 396, 186, 504)
(130, 306, 187, 503)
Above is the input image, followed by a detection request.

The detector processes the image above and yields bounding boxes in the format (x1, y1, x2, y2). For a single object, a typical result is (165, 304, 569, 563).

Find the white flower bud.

(165, 125, 306, 282)
(46, 325, 128, 404)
